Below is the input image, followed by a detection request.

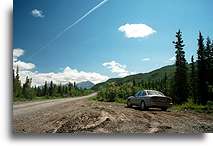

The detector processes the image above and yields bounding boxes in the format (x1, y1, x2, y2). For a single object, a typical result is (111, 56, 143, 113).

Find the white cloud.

(142, 58, 151, 61)
(103, 60, 133, 77)
(169, 56, 175, 61)
(13, 48, 109, 86)
(13, 48, 35, 70)
(118, 23, 156, 38)
(14, 60, 35, 70)
(164, 56, 176, 64)
(31, 9, 45, 18)
(18, 67, 109, 86)
(13, 48, 24, 62)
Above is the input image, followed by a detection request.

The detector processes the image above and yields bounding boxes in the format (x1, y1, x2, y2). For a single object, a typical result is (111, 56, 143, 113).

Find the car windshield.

(135, 91, 141, 97)
(146, 90, 164, 96)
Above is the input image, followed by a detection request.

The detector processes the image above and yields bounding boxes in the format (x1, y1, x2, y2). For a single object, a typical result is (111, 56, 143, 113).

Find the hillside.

(92, 64, 178, 90)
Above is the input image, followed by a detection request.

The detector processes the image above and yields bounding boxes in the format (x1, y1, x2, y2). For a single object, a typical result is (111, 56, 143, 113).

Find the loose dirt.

(13, 94, 213, 134)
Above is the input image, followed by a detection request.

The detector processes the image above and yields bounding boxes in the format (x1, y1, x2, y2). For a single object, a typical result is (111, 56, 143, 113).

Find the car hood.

(128, 96, 135, 99)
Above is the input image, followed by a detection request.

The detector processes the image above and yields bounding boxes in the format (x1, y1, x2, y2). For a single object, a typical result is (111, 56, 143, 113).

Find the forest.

(96, 30, 213, 105)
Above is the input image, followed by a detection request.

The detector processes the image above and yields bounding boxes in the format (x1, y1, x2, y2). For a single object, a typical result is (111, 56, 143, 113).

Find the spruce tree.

(197, 32, 208, 104)
(190, 55, 197, 103)
(68, 82, 73, 96)
(210, 41, 213, 85)
(36, 86, 42, 97)
(57, 83, 63, 96)
(49, 81, 54, 96)
(43, 81, 48, 96)
(205, 37, 211, 84)
(22, 76, 33, 99)
(14, 66, 22, 98)
(163, 73, 168, 95)
(172, 30, 188, 104)
(13, 69, 15, 98)
(210, 41, 213, 100)
(74, 82, 76, 88)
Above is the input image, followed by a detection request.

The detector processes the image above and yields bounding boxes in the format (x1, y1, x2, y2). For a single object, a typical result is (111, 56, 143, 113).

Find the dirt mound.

(53, 107, 119, 133)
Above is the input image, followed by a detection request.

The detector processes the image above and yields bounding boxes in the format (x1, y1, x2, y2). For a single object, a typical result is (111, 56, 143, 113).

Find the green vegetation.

(169, 101, 213, 113)
(93, 30, 213, 108)
(90, 95, 127, 104)
(95, 74, 169, 103)
(13, 68, 94, 101)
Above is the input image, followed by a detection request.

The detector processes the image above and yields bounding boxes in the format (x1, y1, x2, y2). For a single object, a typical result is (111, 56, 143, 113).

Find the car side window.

(140, 91, 146, 97)
(135, 91, 140, 97)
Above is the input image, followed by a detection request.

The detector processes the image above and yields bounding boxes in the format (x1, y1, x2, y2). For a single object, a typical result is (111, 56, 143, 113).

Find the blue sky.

(13, 0, 213, 85)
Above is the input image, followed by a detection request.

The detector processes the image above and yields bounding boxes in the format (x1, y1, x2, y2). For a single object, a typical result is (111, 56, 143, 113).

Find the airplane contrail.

(28, 0, 108, 60)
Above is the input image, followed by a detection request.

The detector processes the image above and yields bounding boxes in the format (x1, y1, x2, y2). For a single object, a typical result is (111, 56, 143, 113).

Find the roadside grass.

(88, 96, 99, 101)
(114, 98, 127, 104)
(169, 100, 213, 114)
(13, 92, 95, 104)
(13, 96, 65, 104)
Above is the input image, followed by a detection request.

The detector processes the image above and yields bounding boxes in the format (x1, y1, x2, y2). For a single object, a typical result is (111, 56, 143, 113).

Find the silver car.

(127, 90, 173, 111)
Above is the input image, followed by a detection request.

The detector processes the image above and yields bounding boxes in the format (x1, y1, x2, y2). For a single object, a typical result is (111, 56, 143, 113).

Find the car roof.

(142, 90, 159, 92)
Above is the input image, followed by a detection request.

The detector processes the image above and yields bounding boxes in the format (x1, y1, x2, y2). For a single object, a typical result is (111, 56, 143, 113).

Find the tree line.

(97, 30, 213, 105)
(13, 67, 93, 101)
(173, 30, 213, 105)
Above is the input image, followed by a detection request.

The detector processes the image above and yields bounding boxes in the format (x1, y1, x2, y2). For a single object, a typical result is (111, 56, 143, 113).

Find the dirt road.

(13, 93, 213, 133)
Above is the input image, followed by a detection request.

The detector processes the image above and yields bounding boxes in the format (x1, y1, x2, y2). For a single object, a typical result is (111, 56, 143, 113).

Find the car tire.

(127, 100, 132, 108)
(140, 101, 146, 111)
(161, 107, 167, 111)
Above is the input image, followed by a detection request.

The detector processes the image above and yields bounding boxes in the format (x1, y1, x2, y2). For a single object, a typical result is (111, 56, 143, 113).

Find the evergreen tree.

(13, 69, 15, 97)
(205, 37, 211, 84)
(53, 84, 57, 97)
(36, 86, 42, 97)
(14, 66, 22, 98)
(68, 82, 73, 96)
(49, 81, 54, 96)
(163, 73, 168, 95)
(132, 80, 136, 87)
(172, 30, 188, 104)
(197, 32, 208, 104)
(190, 55, 197, 103)
(74, 82, 76, 88)
(22, 76, 33, 99)
(43, 81, 48, 96)
(210, 41, 213, 100)
(57, 83, 63, 96)
(210, 40, 213, 85)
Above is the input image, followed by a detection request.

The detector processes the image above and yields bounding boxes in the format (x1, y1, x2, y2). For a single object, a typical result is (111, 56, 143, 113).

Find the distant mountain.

(76, 81, 95, 89)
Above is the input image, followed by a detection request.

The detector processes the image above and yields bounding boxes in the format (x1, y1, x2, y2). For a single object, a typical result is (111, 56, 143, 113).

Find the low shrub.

(170, 100, 213, 113)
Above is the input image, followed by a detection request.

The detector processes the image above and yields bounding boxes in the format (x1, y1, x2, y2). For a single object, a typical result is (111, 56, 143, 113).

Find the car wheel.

(140, 101, 146, 111)
(127, 100, 132, 108)
(161, 107, 167, 111)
